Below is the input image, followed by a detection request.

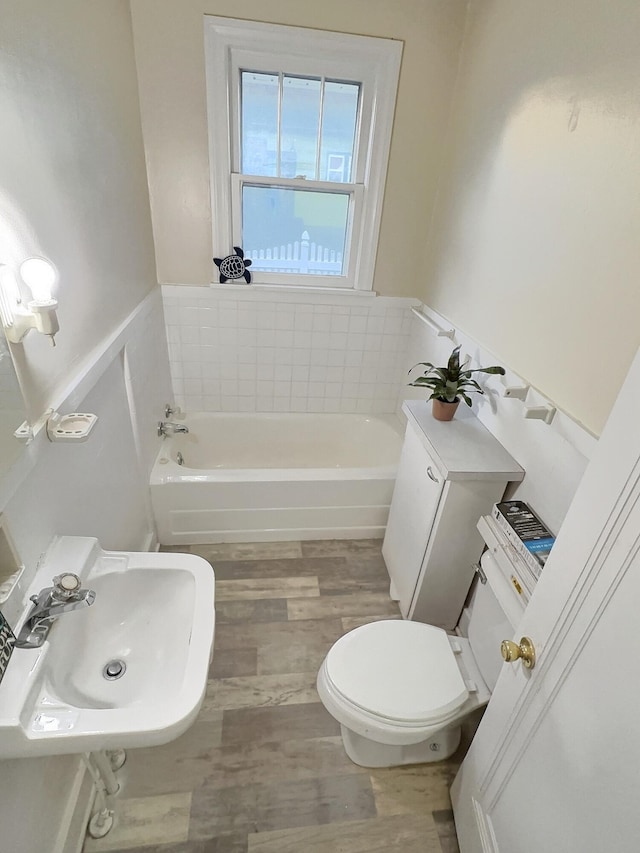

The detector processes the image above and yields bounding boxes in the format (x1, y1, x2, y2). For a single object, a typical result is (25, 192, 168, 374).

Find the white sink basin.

(0, 537, 215, 758)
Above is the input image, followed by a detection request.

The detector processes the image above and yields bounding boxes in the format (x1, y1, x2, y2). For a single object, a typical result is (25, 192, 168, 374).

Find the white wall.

(1, 294, 170, 610)
(401, 309, 596, 536)
(0, 338, 24, 477)
(0, 339, 21, 417)
(422, 0, 640, 435)
(129, 0, 467, 296)
(0, 294, 169, 853)
(0, 0, 157, 424)
(0, 4, 172, 852)
(123, 294, 174, 478)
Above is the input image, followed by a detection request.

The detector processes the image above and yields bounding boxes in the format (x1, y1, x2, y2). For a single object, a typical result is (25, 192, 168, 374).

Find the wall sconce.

(0, 257, 59, 346)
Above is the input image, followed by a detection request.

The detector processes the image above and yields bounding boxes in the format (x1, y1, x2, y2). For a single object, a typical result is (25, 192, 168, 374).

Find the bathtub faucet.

(158, 420, 189, 437)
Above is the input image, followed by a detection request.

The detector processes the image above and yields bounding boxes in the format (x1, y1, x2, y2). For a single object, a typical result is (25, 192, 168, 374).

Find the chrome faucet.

(15, 573, 96, 649)
(157, 420, 189, 437)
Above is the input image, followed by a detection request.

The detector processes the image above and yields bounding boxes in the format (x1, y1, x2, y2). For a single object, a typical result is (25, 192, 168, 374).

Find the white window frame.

(204, 17, 402, 291)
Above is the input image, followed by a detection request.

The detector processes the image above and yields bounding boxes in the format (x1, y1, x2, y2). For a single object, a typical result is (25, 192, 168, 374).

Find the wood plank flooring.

(84, 540, 467, 853)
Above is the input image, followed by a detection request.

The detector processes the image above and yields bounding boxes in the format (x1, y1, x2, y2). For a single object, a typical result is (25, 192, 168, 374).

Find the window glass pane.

(281, 76, 321, 179)
(320, 81, 359, 183)
(242, 185, 349, 276)
(241, 71, 279, 177)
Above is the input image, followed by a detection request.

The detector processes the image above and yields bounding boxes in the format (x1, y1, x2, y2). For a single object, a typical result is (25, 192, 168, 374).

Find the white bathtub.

(150, 412, 403, 544)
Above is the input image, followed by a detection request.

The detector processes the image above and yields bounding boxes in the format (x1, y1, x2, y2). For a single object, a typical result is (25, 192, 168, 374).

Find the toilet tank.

(467, 551, 520, 692)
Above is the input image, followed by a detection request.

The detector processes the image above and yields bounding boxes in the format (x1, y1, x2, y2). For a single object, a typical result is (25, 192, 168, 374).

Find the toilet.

(316, 549, 521, 767)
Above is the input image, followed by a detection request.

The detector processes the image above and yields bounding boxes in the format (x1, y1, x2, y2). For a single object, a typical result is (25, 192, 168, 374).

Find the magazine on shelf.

(492, 500, 556, 579)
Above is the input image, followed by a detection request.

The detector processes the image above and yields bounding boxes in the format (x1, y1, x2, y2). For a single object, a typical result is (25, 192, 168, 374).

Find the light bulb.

(19, 257, 57, 304)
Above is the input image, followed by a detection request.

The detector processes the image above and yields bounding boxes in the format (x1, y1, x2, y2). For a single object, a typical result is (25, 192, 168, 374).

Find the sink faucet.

(15, 573, 96, 649)
(157, 421, 189, 437)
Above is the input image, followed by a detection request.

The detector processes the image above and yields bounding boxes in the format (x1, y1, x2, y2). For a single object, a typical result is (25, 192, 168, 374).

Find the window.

(204, 18, 402, 290)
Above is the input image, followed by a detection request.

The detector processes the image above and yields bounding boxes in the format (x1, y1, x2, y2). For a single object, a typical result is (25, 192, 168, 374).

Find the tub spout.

(158, 421, 189, 437)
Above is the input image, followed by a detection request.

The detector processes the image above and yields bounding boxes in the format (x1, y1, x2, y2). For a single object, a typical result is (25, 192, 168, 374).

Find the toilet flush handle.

(426, 466, 440, 484)
(500, 637, 536, 670)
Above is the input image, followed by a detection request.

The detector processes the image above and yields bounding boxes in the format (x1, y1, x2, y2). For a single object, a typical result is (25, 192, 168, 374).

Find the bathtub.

(150, 412, 404, 544)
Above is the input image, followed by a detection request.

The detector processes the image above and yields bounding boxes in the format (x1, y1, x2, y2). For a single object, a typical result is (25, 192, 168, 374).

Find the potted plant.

(408, 345, 505, 421)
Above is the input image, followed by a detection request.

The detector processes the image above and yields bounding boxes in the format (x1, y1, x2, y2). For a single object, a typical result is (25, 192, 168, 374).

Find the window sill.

(207, 281, 378, 299)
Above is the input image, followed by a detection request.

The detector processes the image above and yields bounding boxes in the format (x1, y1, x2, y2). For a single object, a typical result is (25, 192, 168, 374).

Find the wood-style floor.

(83, 540, 466, 853)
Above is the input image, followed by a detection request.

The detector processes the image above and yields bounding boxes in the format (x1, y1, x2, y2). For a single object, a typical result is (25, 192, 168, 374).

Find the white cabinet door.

(382, 424, 443, 616)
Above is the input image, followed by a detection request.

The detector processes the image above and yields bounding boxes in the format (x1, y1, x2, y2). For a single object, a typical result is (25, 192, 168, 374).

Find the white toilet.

(316, 549, 520, 767)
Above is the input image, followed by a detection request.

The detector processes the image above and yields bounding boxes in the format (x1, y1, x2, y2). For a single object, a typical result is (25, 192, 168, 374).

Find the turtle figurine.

(213, 246, 252, 284)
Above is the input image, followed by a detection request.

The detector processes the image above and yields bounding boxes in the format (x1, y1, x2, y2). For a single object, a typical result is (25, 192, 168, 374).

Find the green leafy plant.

(408, 345, 505, 406)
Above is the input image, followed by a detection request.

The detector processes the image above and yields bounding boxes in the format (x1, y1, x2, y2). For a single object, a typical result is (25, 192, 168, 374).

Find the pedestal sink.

(0, 536, 215, 759)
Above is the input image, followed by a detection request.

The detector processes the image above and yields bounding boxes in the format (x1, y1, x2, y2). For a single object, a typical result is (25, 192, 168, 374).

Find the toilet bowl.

(316, 550, 519, 767)
(317, 619, 490, 767)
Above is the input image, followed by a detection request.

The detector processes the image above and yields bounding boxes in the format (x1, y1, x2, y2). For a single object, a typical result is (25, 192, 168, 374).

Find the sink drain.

(103, 659, 126, 681)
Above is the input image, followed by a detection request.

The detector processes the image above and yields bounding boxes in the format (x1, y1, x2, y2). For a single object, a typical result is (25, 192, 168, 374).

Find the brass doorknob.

(500, 636, 536, 670)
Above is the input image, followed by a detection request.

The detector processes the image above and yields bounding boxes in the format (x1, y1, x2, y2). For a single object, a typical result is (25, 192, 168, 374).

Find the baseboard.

(161, 526, 386, 544)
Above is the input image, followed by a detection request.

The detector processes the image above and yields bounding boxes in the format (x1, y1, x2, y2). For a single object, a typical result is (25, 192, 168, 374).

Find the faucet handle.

(52, 573, 82, 600)
(165, 403, 181, 418)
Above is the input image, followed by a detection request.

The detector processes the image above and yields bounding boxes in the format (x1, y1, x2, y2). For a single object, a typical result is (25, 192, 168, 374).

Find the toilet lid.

(325, 620, 469, 724)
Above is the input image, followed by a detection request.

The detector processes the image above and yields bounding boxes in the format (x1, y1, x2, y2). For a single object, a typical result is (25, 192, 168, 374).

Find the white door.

(452, 346, 640, 853)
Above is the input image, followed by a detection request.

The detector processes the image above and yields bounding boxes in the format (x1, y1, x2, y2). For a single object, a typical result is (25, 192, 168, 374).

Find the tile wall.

(162, 286, 418, 414)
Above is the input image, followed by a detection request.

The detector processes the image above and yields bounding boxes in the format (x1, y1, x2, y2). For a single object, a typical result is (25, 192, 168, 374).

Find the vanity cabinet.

(382, 401, 524, 629)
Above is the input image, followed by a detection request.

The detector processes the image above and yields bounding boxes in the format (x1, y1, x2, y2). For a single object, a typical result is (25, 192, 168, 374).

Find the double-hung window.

(204, 18, 402, 290)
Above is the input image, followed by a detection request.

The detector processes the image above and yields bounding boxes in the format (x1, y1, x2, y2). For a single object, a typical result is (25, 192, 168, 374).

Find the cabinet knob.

(426, 466, 440, 484)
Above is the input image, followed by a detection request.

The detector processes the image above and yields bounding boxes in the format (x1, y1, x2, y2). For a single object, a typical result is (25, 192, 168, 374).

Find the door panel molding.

(472, 798, 498, 853)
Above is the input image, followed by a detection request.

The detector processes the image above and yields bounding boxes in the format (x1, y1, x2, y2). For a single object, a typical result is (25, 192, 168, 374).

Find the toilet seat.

(324, 620, 469, 726)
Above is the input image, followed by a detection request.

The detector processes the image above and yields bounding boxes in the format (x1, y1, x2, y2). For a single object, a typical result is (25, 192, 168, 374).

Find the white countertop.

(402, 400, 524, 482)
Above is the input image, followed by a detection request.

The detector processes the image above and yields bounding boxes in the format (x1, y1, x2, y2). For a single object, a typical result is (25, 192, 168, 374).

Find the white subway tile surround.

(162, 286, 416, 414)
(162, 286, 598, 542)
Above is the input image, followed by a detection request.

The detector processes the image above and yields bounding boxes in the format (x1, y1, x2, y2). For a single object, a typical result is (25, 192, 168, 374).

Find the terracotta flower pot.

(432, 398, 460, 422)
